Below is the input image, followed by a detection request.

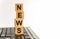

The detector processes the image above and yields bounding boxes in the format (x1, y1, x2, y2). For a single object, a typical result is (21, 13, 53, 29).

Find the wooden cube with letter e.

(16, 10, 24, 20)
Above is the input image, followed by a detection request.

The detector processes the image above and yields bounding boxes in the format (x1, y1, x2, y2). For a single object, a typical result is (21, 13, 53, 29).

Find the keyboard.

(0, 27, 39, 39)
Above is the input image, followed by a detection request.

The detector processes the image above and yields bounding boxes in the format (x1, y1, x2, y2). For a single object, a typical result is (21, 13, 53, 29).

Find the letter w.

(16, 20, 22, 25)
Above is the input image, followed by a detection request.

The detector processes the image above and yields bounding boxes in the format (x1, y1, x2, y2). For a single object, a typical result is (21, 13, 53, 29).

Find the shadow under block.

(0, 27, 39, 39)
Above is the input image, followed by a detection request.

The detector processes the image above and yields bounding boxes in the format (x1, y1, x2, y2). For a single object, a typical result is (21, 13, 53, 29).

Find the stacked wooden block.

(15, 4, 24, 39)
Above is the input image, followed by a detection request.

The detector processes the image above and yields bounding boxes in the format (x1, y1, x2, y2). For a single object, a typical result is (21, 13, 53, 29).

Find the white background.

(0, 0, 60, 39)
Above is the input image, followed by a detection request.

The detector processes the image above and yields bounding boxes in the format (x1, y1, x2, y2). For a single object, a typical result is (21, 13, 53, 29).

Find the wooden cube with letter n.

(15, 4, 23, 11)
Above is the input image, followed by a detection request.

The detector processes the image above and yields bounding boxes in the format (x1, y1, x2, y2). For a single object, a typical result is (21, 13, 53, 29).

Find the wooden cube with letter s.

(15, 26, 24, 35)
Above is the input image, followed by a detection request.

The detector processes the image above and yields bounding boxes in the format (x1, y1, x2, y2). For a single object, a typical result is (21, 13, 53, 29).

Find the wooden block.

(20, 35, 25, 39)
(14, 19, 23, 26)
(16, 11, 24, 19)
(15, 26, 24, 35)
(15, 34, 25, 39)
(15, 4, 23, 11)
